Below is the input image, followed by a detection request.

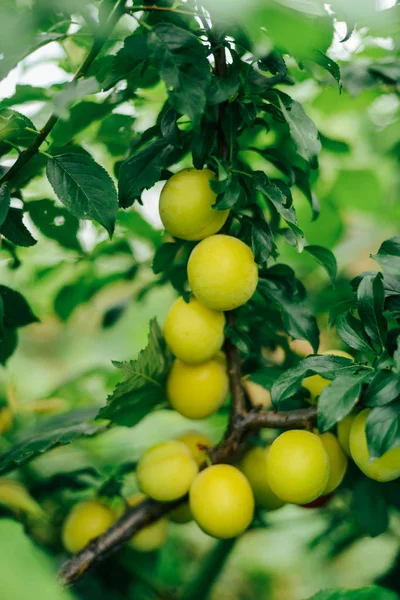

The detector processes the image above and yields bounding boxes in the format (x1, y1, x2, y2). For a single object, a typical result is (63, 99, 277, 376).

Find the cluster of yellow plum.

(160, 168, 258, 420)
(303, 349, 400, 483)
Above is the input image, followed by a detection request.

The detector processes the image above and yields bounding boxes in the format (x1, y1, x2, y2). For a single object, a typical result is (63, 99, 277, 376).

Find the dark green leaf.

(271, 355, 359, 407)
(371, 236, 400, 277)
(0, 328, 18, 366)
(0, 285, 38, 328)
(54, 280, 89, 322)
(0, 184, 10, 227)
(0, 108, 36, 150)
(118, 139, 178, 208)
(207, 71, 241, 106)
(336, 313, 375, 353)
(27, 199, 81, 252)
(366, 402, 400, 458)
(317, 369, 373, 432)
(304, 245, 337, 284)
(192, 120, 216, 170)
(351, 478, 389, 537)
(251, 221, 276, 265)
(97, 113, 135, 156)
(357, 273, 387, 350)
(0, 409, 106, 476)
(213, 174, 242, 210)
(160, 107, 182, 147)
(46, 153, 118, 237)
(152, 242, 181, 274)
(108, 32, 151, 85)
(0, 208, 37, 247)
(259, 276, 319, 352)
(307, 586, 398, 600)
(253, 171, 305, 250)
(365, 370, 400, 407)
(265, 90, 321, 168)
(319, 133, 350, 153)
(313, 50, 342, 89)
(98, 320, 173, 427)
(149, 23, 211, 126)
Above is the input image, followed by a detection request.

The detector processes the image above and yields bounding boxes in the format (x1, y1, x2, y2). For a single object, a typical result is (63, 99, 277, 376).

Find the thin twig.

(0, 0, 126, 187)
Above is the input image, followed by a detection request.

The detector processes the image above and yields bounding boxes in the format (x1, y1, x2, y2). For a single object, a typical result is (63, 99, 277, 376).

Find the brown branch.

(0, 0, 126, 187)
(224, 313, 247, 429)
(58, 405, 316, 585)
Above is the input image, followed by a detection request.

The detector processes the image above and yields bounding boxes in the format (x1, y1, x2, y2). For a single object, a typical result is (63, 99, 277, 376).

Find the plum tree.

(303, 350, 354, 404)
(175, 430, 213, 466)
(159, 169, 229, 240)
(136, 441, 198, 501)
(62, 500, 115, 554)
(266, 430, 330, 504)
(167, 358, 229, 419)
(350, 409, 400, 482)
(127, 494, 167, 552)
(189, 465, 254, 538)
(164, 296, 225, 364)
(187, 235, 258, 311)
(238, 446, 285, 510)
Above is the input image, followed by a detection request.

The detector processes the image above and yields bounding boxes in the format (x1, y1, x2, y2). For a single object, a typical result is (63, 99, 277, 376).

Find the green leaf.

(0, 208, 37, 247)
(0, 409, 106, 476)
(372, 236, 400, 277)
(307, 587, 398, 600)
(259, 273, 319, 352)
(357, 272, 387, 350)
(97, 113, 135, 156)
(118, 139, 178, 208)
(98, 320, 173, 427)
(265, 90, 321, 168)
(364, 370, 400, 407)
(51, 101, 111, 146)
(118, 210, 161, 247)
(108, 31, 151, 86)
(212, 173, 242, 210)
(53, 77, 99, 119)
(351, 478, 389, 537)
(366, 402, 400, 458)
(191, 120, 216, 170)
(0, 184, 10, 227)
(0, 328, 18, 365)
(0, 296, 4, 341)
(304, 245, 337, 284)
(27, 199, 81, 252)
(0, 108, 36, 151)
(253, 172, 305, 250)
(336, 313, 375, 353)
(0, 285, 38, 328)
(271, 355, 358, 407)
(152, 242, 181, 274)
(148, 23, 211, 126)
(46, 153, 118, 237)
(160, 106, 182, 148)
(313, 50, 342, 89)
(317, 369, 373, 432)
(251, 220, 277, 265)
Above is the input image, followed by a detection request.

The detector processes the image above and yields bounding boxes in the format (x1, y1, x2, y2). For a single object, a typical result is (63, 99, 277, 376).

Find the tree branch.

(58, 405, 316, 585)
(0, 0, 126, 187)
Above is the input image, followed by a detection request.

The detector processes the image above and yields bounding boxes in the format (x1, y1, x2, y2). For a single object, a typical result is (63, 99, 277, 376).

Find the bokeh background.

(0, 1, 399, 599)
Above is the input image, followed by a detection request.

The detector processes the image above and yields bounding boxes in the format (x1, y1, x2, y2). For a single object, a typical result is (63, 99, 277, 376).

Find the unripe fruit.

(175, 430, 213, 466)
(187, 235, 258, 311)
(350, 409, 400, 482)
(159, 168, 229, 240)
(167, 359, 229, 420)
(164, 296, 225, 364)
(62, 500, 115, 553)
(242, 379, 272, 409)
(128, 494, 167, 551)
(238, 447, 285, 510)
(136, 440, 198, 502)
(303, 350, 354, 404)
(317, 432, 348, 494)
(190, 465, 254, 538)
(169, 502, 192, 524)
(266, 430, 330, 504)
(337, 410, 359, 457)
